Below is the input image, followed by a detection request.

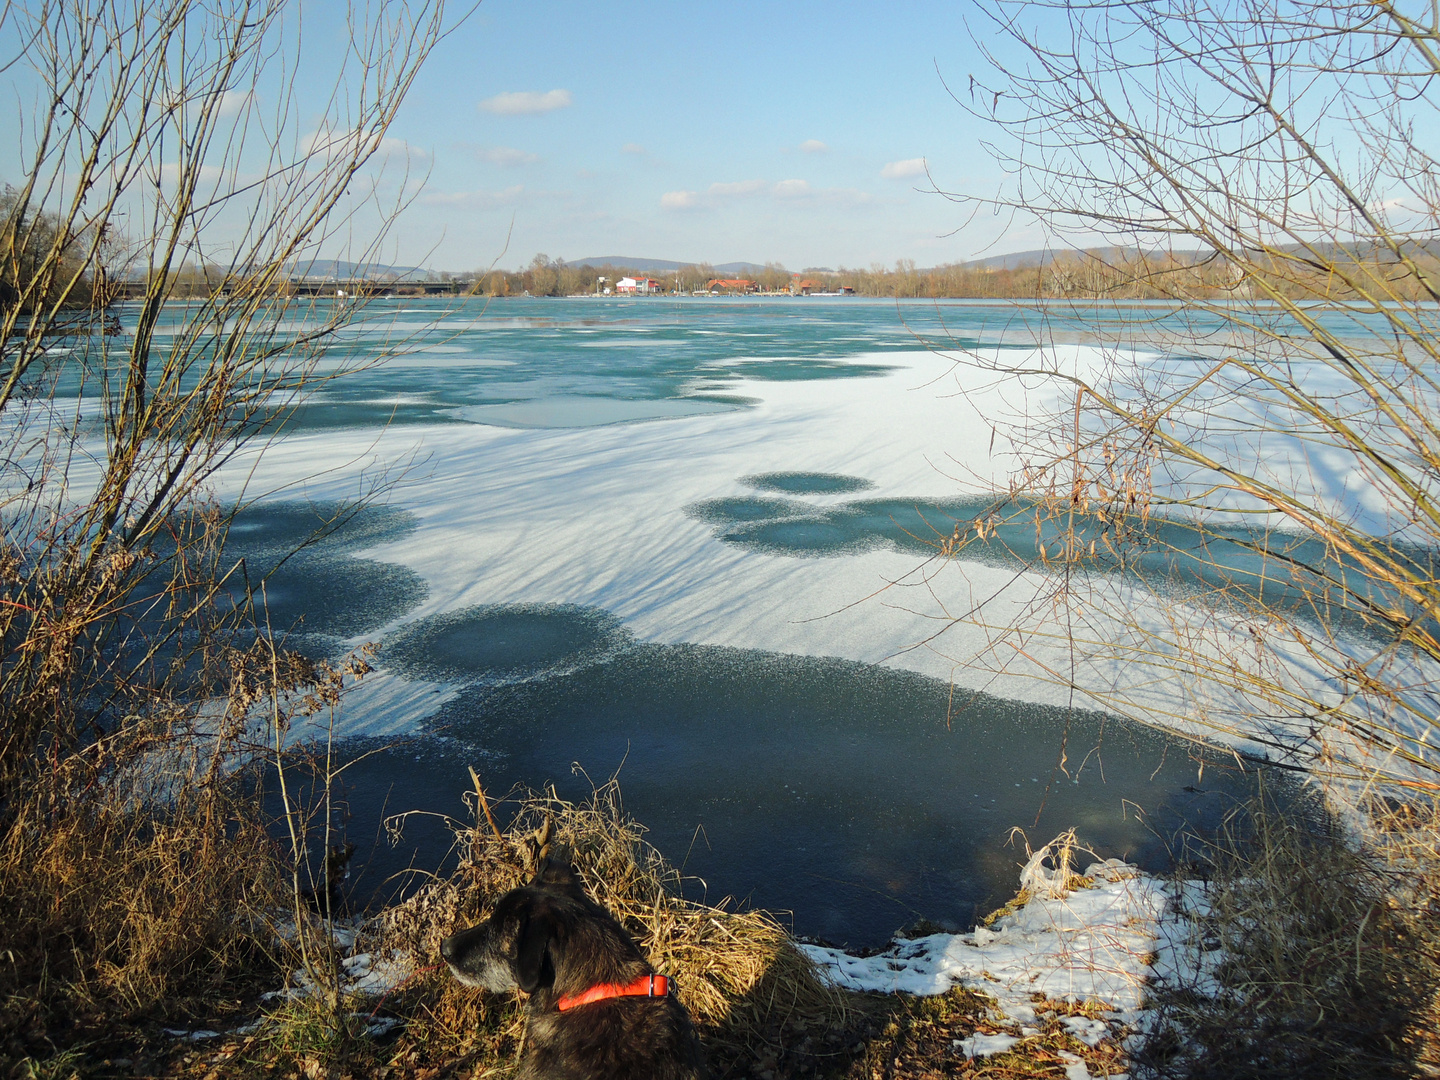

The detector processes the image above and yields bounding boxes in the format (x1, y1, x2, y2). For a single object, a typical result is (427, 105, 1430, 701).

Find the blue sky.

(0, 2, 1042, 274)
(360, 2, 1033, 272)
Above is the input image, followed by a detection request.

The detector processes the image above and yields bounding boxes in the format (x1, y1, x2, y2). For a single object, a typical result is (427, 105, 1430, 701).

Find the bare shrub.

(937, 0, 1440, 785)
(905, 0, 1440, 1069)
(0, 0, 462, 1064)
(0, 767, 283, 1034)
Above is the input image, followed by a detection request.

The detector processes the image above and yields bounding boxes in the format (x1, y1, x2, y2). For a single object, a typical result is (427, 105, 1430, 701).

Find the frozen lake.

(169, 296, 1317, 945)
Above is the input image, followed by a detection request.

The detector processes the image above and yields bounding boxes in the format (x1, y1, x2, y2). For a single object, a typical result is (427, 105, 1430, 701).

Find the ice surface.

(206, 342, 1088, 735)
(451, 395, 737, 428)
(211, 334, 1343, 765)
(173, 300, 1428, 804)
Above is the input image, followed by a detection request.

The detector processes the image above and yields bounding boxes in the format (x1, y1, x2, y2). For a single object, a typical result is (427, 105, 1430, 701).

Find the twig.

(469, 765, 506, 845)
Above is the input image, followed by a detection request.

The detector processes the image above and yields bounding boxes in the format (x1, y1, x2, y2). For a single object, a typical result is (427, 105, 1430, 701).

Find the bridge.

(109, 277, 478, 301)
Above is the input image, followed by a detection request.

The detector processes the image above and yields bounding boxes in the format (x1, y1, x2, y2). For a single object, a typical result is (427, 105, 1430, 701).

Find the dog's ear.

(514, 909, 556, 993)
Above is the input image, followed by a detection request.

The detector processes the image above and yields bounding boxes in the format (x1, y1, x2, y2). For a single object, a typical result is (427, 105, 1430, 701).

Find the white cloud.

(478, 89, 573, 116)
(299, 129, 426, 172)
(216, 89, 254, 118)
(1369, 196, 1416, 213)
(476, 145, 539, 167)
(882, 157, 928, 179)
(377, 137, 427, 161)
(773, 179, 812, 198)
(621, 142, 646, 155)
(301, 127, 348, 158)
(660, 190, 699, 209)
(157, 162, 228, 188)
(799, 139, 828, 154)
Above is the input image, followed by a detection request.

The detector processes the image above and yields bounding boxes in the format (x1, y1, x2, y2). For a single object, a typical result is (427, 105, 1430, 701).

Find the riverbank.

(34, 786, 1154, 1080)
(25, 782, 1437, 1080)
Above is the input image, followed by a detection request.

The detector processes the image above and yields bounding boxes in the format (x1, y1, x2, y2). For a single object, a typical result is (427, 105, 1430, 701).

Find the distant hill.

(287, 239, 1438, 282)
(959, 246, 1217, 270)
(288, 258, 432, 281)
(960, 248, 1058, 271)
(570, 256, 767, 275)
(115, 257, 437, 283)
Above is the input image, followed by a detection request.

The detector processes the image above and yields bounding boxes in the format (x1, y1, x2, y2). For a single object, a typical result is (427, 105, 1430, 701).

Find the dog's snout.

(441, 923, 488, 968)
(440, 923, 508, 991)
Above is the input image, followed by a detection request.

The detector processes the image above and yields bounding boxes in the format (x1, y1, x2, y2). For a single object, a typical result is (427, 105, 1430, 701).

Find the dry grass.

(0, 766, 288, 1069)
(0, 619, 366, 1073)
(835, 989, 1130, 1080)
(2, 1, 457, 1059)
(1136, 788, 1440, 1079)
(373, 778, 852, 1075)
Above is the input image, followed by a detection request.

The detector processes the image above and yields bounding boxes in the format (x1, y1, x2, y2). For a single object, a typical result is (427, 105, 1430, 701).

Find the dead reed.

(375, 777, 850, 1072)
(2, 2, 462, 1066)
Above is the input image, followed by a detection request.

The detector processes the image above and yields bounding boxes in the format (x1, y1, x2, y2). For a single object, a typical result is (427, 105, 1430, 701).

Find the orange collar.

(555, 973, 670, 1012)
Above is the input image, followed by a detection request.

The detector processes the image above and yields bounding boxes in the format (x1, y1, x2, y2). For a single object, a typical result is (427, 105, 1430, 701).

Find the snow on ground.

(802, 857, 1167, 1028)
(172, 851, 1205, 1076)
(801, 851, 1213, 1076)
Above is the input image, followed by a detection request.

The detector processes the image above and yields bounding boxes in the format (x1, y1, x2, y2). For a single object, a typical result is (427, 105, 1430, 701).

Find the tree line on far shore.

(61, 244, 1437, 306)
(473, 246, 1440, 302)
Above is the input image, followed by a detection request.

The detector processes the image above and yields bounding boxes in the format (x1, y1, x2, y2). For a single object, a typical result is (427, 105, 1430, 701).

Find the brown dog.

(440, 859, 706, 1080)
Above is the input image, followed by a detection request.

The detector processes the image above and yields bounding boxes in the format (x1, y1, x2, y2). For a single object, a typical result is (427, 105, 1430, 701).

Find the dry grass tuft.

(375, 777, 850, 1072)
(978, 829, 1095, 929)
(1137, 789, 1440, 1079)
(0, 769, 286, 1069)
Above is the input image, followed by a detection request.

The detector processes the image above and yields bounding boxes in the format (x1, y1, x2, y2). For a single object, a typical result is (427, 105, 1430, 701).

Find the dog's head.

(440, 859, 593, 994)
